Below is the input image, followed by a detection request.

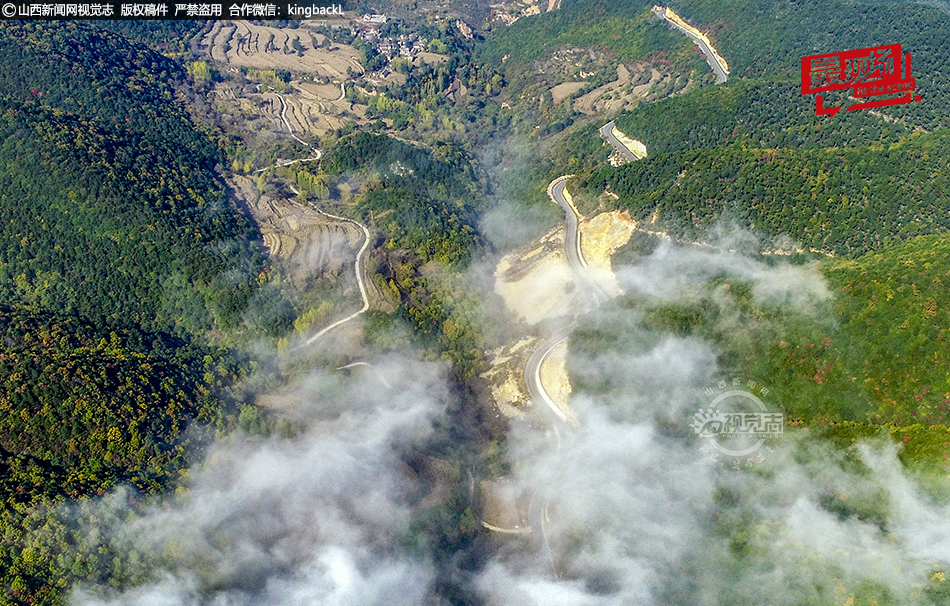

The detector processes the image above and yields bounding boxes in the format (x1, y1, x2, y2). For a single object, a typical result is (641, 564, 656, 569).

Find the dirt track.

(259, 91, 350, 137)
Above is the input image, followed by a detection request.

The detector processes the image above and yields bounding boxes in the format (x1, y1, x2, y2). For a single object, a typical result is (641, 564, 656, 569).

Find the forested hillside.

(575, 0, 950, 259)
(582, 130, 950, 256)
(0, 22, 269, 605)
(579, 231, 950, 476)
(0, 306, 251, 603)
(326, 132, 484, 266)
(613, 78, 913, 156)
(556, 0, 950, 486)
(0, 21, 268, 336)
(669, 0, 950, 129)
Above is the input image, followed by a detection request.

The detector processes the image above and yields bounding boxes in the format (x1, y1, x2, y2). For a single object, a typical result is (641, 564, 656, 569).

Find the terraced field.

(198, 21, 364, 77)
(260, 90, 354, 137)
(231, 176, 361, 284)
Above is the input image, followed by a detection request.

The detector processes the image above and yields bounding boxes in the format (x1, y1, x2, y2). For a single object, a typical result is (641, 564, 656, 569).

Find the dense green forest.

(573, 231, 950, 477)
(668, 0, 950, 129)
(613, 78, 914, 156)
(541, 0, 950, 483)
(581, 130, 950, 257)
(0, 22, 271, 605)
(568, 0, 950, 259)
(0, 305, 252, 603)
(0, 22, 270, 336)
(325, 132, 482, 265)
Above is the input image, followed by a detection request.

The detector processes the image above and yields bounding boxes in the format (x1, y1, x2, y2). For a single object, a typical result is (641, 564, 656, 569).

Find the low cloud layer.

(617, 237, 831, 311)
(73, 356, 445, 606)
(68, 237, 950, 606)
(475, 239, 950, 605)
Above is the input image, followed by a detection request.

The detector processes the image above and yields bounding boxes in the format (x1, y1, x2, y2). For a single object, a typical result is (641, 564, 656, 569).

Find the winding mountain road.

(302, 210, 371, 345)
(547, 176, 610, 308)
(524, 330, 572, 424)
(522, 176, 609, 430)
(516, 175, 629, 569)
(600, 120, 642, 163)
(522, 175, 614, 428)
(654, 8, 728, 84)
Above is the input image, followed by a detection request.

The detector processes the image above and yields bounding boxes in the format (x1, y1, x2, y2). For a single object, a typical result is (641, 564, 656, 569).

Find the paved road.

(524, 330, 572, 424)
(516, 176, 620, 567)
(656, 12, 728, 84)
(600, 120, 643, 163)
(524, 176, 610, 424)
(483, 175, 607, 562)
(547, 176, 610, 308)
(254, 155, 321, 174)
(522, 325, 572, 575)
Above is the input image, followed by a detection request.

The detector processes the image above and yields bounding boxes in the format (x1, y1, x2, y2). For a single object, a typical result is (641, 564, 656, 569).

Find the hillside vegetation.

(582, 130, 950, 256)
(621, 233, 950, 476)
(0, 22, 269, 335)
(613, 78, 914, 155)
(0, 22, 269, 605)
(565, 0, 950, 481)
(671, 0, 950, 129)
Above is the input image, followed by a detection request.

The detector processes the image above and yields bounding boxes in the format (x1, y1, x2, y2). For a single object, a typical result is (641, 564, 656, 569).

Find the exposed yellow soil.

(551, 81, 587, 104)
(494, 226, 583, 325)
(482, 337, 541, 418)
(579, 210, 637, 297)
(488, 210, 636, 420)
(610, 125, 647, 160)
(539, 339, 577, 424)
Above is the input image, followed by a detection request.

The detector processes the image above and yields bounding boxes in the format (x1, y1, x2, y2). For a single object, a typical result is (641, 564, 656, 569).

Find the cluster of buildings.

(354, 23, 429, 60)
